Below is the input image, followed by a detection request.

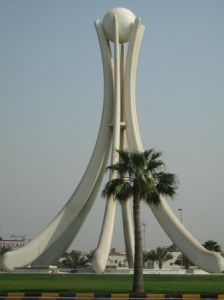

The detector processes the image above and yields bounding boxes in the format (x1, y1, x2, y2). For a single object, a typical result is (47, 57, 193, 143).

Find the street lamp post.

(178, 208, 183, 223)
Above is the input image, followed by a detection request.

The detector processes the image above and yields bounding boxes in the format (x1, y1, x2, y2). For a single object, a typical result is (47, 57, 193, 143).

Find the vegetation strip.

(0, 293, 224, 299)
(1, 274, 224, 294)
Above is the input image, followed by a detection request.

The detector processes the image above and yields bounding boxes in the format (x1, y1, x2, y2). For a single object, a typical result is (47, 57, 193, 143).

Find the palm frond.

(102, 178, 132, 201)
(106, 161, 127, 174)
(147, 159, 164, 172)
(102, 178, 122, 198)
(117, 149, 131, 165)
(156, 172, 179, 198)
(142, 149, 154, 160)
(151, 150, 163, 161)
(115, 181, 132, 201)
(145, 191, 161, 205)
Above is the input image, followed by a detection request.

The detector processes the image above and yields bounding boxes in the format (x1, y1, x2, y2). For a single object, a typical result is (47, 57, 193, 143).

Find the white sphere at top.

(102, 7, 136, 44)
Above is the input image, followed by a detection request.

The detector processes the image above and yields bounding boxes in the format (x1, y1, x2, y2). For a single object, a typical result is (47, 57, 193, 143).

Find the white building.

(107, 245, 183, 270)
(107, 248, 128, 268)
(0, 235, 26, 250)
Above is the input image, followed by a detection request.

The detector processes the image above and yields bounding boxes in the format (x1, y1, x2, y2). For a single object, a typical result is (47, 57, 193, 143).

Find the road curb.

(0, 293, 224, 299)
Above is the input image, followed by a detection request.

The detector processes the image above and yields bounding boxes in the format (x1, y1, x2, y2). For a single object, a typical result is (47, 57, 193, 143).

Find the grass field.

(0, 274, 224, 294)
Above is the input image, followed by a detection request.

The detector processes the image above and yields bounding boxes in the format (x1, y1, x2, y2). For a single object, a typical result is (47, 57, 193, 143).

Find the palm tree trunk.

(132, 182, 144, 294)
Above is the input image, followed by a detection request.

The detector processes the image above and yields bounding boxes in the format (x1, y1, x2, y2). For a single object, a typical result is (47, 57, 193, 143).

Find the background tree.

(0, 244, 12, 257)
(0, 244, 12, 271)
(174, 253, 194, 269)
(61, 250, 88, 269)
(102, 149, 178, 295)
(144, 247, 173, 269)
(202, 240, 222, 253)
(85, 249, 95, 264)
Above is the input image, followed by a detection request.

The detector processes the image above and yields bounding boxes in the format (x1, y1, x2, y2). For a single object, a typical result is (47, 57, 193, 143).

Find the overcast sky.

(1, 0, 223, 254)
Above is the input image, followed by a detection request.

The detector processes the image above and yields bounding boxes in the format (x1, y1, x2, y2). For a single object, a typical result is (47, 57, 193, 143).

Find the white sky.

(1, 0, 224, 253)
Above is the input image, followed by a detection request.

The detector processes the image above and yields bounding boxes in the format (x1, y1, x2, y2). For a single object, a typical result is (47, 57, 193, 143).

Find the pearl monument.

(1, 8, 223, 273)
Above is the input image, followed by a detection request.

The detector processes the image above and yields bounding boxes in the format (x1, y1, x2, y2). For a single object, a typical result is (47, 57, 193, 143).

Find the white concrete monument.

(1, 8, 223, 273)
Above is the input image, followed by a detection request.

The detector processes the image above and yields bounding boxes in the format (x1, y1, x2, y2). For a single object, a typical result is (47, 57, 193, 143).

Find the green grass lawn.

(0, 274, 224, 294)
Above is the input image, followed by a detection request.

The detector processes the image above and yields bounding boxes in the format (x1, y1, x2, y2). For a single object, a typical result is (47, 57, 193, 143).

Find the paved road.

(0, 292, 223, 299)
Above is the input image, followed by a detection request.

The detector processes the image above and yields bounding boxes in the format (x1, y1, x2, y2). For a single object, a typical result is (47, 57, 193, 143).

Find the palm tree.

(174, 253, 194, 269)
(0, 244, 12, 257)
(0, 244, 12, 271)
(85, 249, 96, 264)
(102, 149, 178, 294)
(202, 240, 222, 253)
(62, 250, 87, 269)
(144, 247, 173, 269)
